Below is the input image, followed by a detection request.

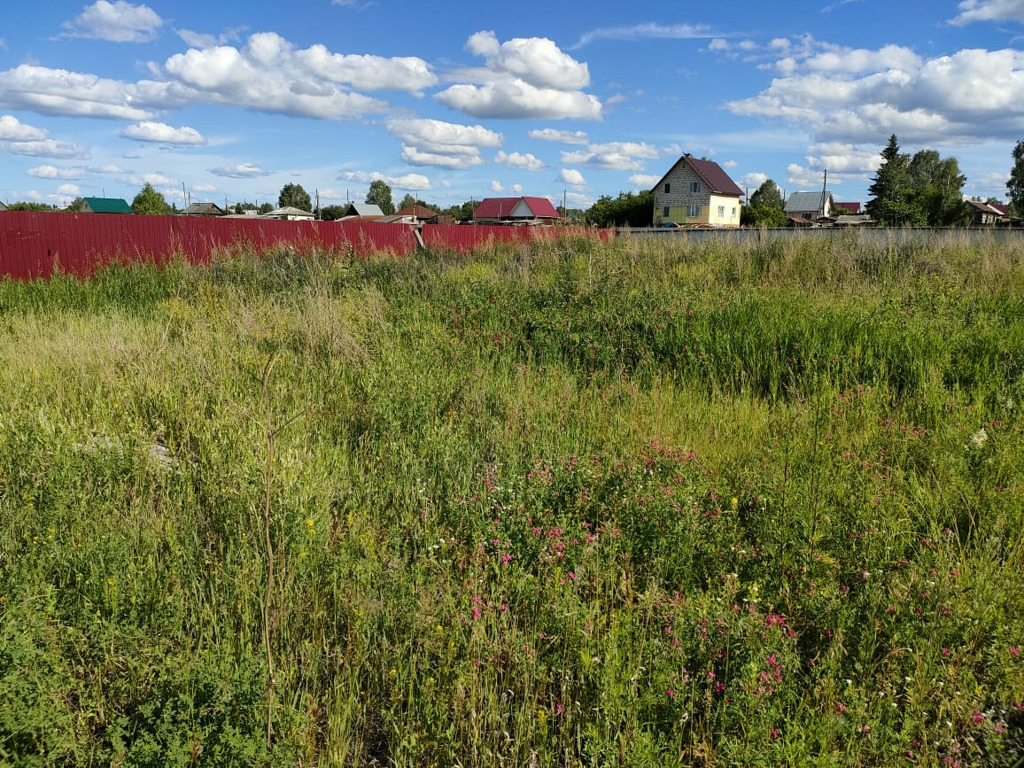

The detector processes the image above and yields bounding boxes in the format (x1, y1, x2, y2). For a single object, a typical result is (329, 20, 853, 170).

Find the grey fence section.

(617, 227, 1024, 247)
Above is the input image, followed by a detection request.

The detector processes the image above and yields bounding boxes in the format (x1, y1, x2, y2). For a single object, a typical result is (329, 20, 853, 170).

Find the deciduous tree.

(131, 183, 172, 215)
(366, 180, 395, 215)
(585, 191, 653, 227)
(907, 149, 967, 226)
(278, 184, 312, 212)
(742, 179, 787, 227)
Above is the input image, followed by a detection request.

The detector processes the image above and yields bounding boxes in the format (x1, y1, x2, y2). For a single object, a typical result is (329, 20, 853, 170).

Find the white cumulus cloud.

(0, 115, 48, 141)
(28, 165, 84, 179)
(437, 31, 602, 120)
(628, 174, 662, 187)
(728, 43, 1024, 147)
(63, 1, 163, 43)
(559, 168, 587, 187)
(495, 151, 545, 170)
(121, 121, 207, 145)
(388, 117, 502, 170)
(0, 65, 156, 120)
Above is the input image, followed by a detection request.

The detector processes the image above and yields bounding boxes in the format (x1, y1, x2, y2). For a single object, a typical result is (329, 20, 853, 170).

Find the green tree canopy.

(319, 205, 349, 222)
(65, 197, 88, 213)
(906, 149, 968, 226)
(278, 184, 312, 212)
(867, 136, 970, 227)
(742, 179, 787, 227)
(366, 180, 395, 215)
(131, 183, 173, 215)
(6, 202, 58, 211)
(440, 199, 478, 222)
(1008, 140, 1024, 217)
(749, 179, 783, 210)
(585, 191, 653, 227)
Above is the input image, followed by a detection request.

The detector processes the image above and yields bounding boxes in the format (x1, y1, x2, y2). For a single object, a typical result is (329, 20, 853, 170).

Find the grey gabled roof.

(785, 190, 833, 213)
(341, 202, 384, 217)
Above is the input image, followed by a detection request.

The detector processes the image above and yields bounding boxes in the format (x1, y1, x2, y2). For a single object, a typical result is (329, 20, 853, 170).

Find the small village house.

(472, 196, 560, 225)
(80, 197, 133, 214)
(261, 206, 315, 221)
(651, 154, 743, 227)
(784, 190, 835, 223)
(334, 202, 384, 220)
(181, 202, 226, 217)
(966, 199, 1005, 226)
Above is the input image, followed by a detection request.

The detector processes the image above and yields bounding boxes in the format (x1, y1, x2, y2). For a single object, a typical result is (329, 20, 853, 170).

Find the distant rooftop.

(82, 197, 132, 214)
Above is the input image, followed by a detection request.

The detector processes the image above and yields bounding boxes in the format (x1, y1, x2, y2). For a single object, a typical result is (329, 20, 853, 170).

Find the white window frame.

(686, 204, 701, 218)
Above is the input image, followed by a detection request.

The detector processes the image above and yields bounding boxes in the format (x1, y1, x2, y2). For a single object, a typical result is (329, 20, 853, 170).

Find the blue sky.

(2, 0, 1023, 211)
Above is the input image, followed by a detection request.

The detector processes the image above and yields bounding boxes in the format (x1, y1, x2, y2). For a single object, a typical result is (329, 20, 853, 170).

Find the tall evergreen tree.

(866, 135, 914, 226)
(1008, 140, 1024, 217)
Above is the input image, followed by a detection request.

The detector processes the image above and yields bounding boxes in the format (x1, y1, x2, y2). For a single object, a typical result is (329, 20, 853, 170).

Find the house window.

(690, 181, 702, 194)
(664, 183, 671, 194)
(717, 205, 725, 219)
(663, 206, 670, 218)
(686, 204, 700, 218)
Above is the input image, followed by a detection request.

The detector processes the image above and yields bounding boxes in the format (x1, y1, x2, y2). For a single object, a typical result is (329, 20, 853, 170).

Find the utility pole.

(821, 169, 828, 218)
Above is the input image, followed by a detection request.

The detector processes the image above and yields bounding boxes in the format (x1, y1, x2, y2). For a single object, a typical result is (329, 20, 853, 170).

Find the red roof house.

(651, 154, 744, 227)
(473, 196, 560, 224)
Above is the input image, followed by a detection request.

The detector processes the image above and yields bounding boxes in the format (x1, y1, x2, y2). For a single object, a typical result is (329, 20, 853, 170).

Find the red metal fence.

(0, 212, 606, 280)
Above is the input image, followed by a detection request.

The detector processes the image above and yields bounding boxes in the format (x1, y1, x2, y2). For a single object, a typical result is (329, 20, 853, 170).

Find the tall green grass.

(1, 230, 1023, 766)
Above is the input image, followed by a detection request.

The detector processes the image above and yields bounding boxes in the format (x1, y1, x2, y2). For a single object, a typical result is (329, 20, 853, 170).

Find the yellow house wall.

(707, 194, 741, 226)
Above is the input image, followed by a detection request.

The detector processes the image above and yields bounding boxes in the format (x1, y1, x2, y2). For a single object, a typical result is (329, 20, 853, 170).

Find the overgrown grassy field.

(1, 231, 1023, 766)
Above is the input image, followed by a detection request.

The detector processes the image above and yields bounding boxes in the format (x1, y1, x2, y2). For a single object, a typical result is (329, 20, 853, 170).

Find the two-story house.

(651, 154, 744, 227)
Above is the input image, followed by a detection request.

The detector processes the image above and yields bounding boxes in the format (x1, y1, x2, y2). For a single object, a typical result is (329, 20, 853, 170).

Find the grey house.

(784, 190, 835, 222)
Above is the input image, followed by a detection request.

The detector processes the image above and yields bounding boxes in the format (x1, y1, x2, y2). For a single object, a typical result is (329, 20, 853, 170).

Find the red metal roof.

(835, 202, 862, 214)
(520, 197, 560, 218)
(474, 196, 560, 220)
(473, 198, 518, 219)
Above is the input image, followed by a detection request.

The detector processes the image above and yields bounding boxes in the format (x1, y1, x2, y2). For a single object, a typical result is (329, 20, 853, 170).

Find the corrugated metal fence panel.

(420, 224, 513, 253)
(1, 213, 607, 280)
